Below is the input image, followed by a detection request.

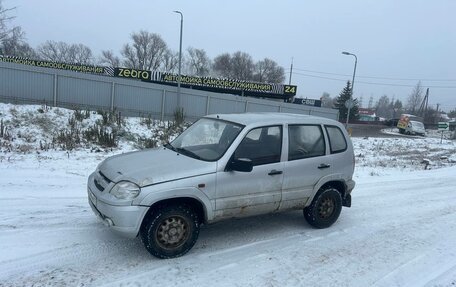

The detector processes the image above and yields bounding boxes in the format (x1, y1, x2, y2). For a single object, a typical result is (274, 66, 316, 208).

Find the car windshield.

(168, 118, 244, 161)
(411, 121, 424, 129)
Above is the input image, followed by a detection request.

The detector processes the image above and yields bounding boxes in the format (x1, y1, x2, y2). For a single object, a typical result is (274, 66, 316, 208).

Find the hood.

(98, 148, 216, 186)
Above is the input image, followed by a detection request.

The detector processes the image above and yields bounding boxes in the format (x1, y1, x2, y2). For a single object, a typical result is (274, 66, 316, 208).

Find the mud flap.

(342, 193, 352, 207)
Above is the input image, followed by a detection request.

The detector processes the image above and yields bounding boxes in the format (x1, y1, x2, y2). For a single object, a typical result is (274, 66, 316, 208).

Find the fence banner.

(293, 98, 322, 107)
(0, 55, 109, 75)
(1, 55, 297, 99)
(113, 69, 297, 99)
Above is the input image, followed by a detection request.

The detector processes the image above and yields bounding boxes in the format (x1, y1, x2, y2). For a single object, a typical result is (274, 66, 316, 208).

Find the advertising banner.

(293, 98, 322, 107)
(0, 55, 106, 75)
(1, 55, 298, 99)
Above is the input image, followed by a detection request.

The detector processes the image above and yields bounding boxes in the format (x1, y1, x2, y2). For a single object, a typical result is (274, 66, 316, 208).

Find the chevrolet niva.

(88, 113, 355, 259)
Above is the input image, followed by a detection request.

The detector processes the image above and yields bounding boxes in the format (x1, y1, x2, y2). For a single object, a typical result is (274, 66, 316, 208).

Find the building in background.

(358, 108, 378, 122)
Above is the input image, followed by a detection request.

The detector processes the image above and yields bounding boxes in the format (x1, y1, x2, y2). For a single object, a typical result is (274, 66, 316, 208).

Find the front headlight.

(110, 181, 141, 200)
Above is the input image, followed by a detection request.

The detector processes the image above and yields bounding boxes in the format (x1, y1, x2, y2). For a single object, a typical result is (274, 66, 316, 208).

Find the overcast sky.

(6, 0, 456, 111)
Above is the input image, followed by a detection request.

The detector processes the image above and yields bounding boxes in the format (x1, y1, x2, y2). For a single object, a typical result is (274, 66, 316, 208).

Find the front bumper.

(88, 187, 148, 238)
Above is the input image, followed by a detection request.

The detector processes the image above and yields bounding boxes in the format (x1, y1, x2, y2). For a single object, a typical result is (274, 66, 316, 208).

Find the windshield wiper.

(165, 143, 201, 160)
(164, 142, 176, 152)
(175, 147, 202, 160)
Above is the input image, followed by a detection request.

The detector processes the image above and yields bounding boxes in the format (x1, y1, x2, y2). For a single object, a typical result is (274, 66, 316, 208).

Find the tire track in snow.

(94, 170, 456, 287)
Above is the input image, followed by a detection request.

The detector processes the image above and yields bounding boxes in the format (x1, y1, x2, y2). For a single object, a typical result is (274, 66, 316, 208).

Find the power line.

(292, 72, 347, 82)
(358, 81, 456, 89)
(286, 67, 456, 82)
(288, 68, 351, 78)
(292, 72, 456, 89)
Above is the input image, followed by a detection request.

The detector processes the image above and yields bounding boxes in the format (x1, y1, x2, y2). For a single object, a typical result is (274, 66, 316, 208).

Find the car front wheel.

(304, 187, 342, 229)
(140, 204, 200, 259)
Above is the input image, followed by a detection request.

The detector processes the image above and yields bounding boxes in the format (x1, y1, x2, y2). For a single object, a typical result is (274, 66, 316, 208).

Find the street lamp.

(342, 51, 357, 127)
(173, 10, 183, 109)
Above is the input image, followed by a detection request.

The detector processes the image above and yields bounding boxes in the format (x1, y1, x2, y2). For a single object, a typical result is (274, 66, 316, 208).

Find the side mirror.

(229, 158, 253, 172)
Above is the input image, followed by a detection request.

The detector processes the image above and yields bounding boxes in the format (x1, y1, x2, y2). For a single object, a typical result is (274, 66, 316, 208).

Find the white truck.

(397, 114, 425, 136)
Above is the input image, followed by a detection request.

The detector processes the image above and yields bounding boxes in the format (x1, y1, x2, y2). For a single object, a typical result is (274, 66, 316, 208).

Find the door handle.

(318, 164, 331, 169)
(268, 170, 283, 176)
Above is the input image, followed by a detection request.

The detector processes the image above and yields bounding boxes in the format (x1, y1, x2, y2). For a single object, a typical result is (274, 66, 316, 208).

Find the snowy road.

(1, 154, 456, 287)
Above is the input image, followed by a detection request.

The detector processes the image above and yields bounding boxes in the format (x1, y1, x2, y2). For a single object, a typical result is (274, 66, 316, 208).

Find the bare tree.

(448, 108, 456, 119)
(213, 52, 285, 82)
(99, 50, 120, 67)
(253, 58, 285, 83)
(423, 105, 440, 124)
(212, 53, 232, 78)
(213, 52, 255, 80)
(162, 49, 179, 73)
(0, 0, 15, 42)
(1, 26, 34, 57)
(68, 43, 92, 64)
(320, 92, 334, 108)
(230, 51, 254, 80)
(406, 81, 424, 114)
(37, 40, 93, 64)
(37, 41, 66, 62)
(375, 95, 391, 118)
(121, 30, 167, 70)
(186, 47, 210, 76)
(0, 1, 34, 57)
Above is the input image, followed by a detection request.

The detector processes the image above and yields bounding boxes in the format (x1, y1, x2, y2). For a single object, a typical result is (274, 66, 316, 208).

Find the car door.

(215, 125, 284, 219)
(280, 124, 331, 210)
(323, 124, 352, 178)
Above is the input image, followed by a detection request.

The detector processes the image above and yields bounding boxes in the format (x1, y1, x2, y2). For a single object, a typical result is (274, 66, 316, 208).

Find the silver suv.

(88, 113, 355, 259)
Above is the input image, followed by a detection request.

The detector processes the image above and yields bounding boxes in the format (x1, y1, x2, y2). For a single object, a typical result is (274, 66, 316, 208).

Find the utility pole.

(288, 57, 293, 85)
(342, 51, 358, 128)
(173, 11, 183, 109)
(418, 88, 429, 122)
(436, 103, 441, 122)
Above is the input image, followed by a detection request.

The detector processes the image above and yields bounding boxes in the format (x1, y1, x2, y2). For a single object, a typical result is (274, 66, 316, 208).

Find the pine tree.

(335, 81, 359, 121)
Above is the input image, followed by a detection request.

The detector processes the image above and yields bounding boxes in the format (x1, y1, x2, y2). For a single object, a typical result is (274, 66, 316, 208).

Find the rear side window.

(325, 126, 347, 153)
(288, 125, 325, 161)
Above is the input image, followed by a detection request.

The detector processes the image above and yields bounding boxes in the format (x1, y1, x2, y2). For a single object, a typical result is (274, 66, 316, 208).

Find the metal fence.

(0, 60, 339, 121)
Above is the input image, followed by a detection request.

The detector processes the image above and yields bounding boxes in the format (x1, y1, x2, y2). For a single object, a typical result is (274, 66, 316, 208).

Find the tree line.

(3, 1, 452, 120)
(322, 81, 449, 124)
(0, 2, 285, 84)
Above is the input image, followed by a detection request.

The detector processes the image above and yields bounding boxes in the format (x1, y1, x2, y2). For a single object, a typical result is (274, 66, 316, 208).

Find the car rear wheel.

(304, 187, 342, 229)
(140, 204, 200, 259)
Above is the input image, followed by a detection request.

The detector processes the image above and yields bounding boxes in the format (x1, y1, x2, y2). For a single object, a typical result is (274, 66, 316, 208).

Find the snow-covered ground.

(1, 104, 456, 287)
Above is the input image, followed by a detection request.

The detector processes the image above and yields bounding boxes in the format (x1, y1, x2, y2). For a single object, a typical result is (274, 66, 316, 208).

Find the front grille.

(99, 171, 111, 183)
(94, 171, 111, 192)
(94, 179, 105, 191)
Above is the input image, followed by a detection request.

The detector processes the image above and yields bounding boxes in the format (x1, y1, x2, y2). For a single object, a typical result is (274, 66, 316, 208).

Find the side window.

(288, 125, 325, 161)
(234, 126, 282, 166)
(325, 125, 347, 153)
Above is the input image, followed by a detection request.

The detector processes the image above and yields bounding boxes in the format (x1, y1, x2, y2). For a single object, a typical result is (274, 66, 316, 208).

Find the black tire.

(140, 204, 200, 259)
(304, 187, 342, 229)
